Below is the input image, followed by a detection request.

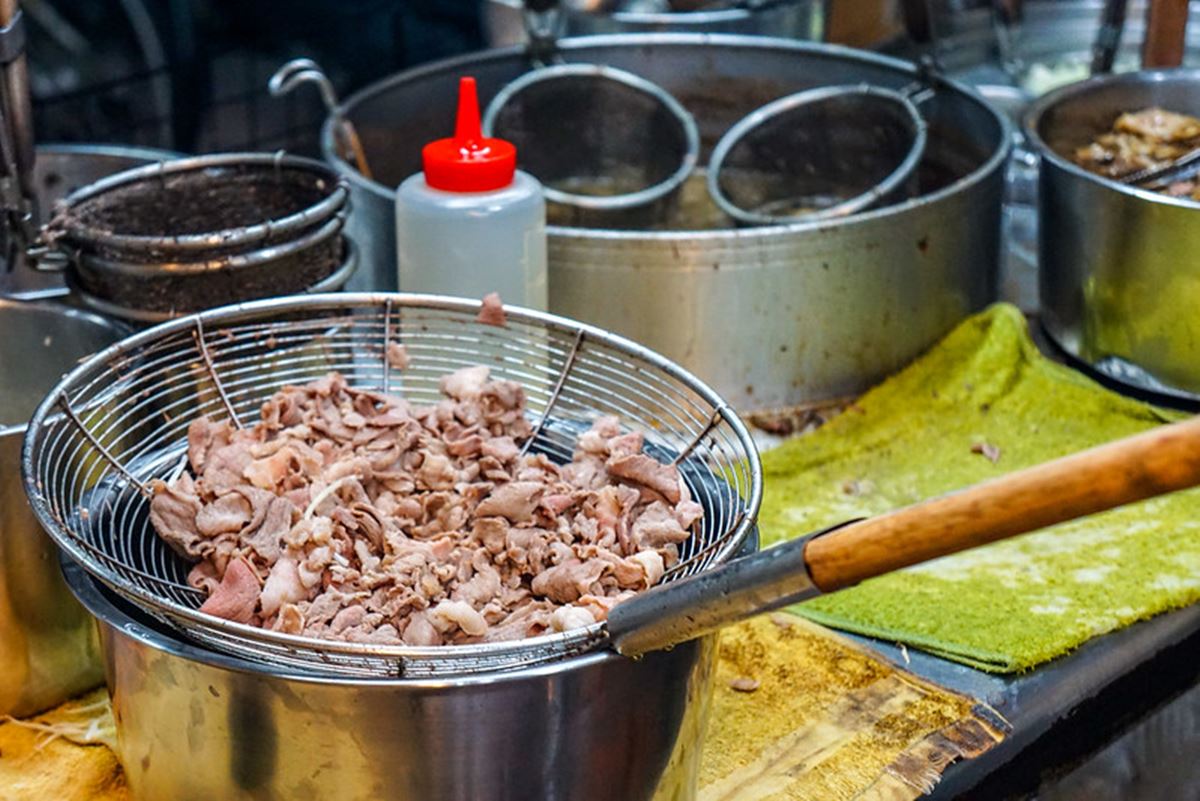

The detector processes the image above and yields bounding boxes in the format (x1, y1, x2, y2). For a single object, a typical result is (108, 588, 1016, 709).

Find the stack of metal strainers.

(708, 84, 928, 225)
(483, 64, 700, 226)
(22, 294, 759, 678)
(35, 153, 354, 323)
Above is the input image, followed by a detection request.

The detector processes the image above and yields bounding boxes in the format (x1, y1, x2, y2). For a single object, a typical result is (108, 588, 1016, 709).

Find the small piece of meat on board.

(477, 292, 507, 327)
(606, 454, 681, 504)
(199, 558, 260, 624)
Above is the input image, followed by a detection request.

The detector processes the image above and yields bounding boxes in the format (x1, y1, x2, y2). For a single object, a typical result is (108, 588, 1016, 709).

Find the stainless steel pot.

(322, 35, 1010, 409)
(1, 144, 179, 300)
(66, 562, 718, 801)
(0, 298, 126, 716)
(889, 1, 1200, 312)
(483, 0, 825, 47)
(1026, 68, 1200, 402)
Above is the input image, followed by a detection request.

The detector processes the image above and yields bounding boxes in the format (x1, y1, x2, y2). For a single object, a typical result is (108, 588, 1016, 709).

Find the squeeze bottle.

(395, 76, 548, 310)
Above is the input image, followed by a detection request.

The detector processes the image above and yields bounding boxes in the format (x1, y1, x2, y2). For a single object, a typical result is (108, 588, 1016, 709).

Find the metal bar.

(661, 507, 745, 579)
(382, 298, 394, 395)
(670, 407, 725, 467)
(519, 328, 585, 457)
(57, 396, 152, 498)
(193, 319, 243, 428)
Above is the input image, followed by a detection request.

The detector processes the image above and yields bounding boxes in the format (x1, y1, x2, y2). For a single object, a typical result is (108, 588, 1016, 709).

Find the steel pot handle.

(607, 413, 1200, 657)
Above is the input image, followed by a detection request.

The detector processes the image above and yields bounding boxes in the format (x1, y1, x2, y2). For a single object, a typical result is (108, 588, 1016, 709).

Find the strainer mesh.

(24, 294, 761, 677)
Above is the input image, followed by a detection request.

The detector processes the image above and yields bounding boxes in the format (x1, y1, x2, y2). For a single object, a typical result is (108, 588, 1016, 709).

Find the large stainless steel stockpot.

(1025, 69, 1200, 401)
(66, 563, 716, 801)
(0, 299, 126, 716)
(322, 35, 1010, 409)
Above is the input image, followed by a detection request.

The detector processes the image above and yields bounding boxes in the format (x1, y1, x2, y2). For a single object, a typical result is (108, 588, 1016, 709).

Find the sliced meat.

(195, 492, 253, 538)
(198, 558, 260, 624)
(149, 476, 205, 559)
(476, 292, 506, 327)
(475, 481, 543, 523)
(386, 342, 410, 370)
(606, 453, 682, 504)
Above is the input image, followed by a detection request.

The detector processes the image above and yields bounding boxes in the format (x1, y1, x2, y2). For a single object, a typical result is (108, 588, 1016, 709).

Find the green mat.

(763, 303, 1200, 673)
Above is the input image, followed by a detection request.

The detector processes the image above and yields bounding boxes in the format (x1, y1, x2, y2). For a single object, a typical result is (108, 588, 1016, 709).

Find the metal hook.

(268, 59, 373, 179)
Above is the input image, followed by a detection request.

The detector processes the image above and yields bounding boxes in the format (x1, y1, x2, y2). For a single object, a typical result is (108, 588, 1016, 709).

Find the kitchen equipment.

(893, 1, 1200, 312)
(319, 35, 1011, 409)
(1092, 0, 1130, 73)
(54, 331, 1200, 801)
(705, 83, 927, 224)
(482, 62, 699, 226)
(1142, 0, 1190, 67)
(0, 143, 180, 300)
(36, 153, 354, 323)
(1026, 68, 1200, 401)
(0, 2, 37, 274)
(0, 297, 126, 717)
(23, 292, 760, 678)
(483, 0, 824, 47)
(268, 58, 372, 179)
(64, 561, 719, 801)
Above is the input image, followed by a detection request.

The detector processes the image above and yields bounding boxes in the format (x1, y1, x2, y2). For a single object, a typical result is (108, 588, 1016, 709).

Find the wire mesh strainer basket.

(23, 293, 760, 678)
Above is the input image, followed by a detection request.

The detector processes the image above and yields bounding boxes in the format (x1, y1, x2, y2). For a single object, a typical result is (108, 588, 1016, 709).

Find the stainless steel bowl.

(1025, 68, 1200, 401)
(0, 298, 126, 716)
(321, 35, 1010, 410)
(66, 553, 728, 801)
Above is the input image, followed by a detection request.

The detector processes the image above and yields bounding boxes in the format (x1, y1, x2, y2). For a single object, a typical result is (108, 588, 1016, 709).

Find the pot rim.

(321, 33, 1013, 240)
(1023, 66, 1200, 210)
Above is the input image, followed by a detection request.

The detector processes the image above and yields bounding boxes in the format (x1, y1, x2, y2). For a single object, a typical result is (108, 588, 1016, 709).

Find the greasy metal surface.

(1026, 69, 1200, 400)
(0, 299, 125, 716)
(23, 292, 760, 677)
(322, 35, 1010, 409)
(68, 564, 716, 801)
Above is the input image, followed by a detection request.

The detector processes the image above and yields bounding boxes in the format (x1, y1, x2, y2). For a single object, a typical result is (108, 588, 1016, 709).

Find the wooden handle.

(805, 415, 1200, 592)
(1142, 0, 1189, 68)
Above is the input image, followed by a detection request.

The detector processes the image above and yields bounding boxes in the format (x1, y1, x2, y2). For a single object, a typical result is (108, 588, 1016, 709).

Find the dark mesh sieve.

(708, 85, 927, 225)
(483, 64, 699, 218)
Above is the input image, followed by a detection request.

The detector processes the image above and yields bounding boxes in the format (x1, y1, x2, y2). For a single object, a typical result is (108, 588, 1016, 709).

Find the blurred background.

(25, 0, 899, 155)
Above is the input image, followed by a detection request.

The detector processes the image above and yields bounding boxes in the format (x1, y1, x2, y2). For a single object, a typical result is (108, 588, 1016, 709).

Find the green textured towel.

(763, 303, 1200, 672)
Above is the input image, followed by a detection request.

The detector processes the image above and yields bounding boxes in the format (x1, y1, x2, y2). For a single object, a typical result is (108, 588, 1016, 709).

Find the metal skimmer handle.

(609, 413, 1200, 657)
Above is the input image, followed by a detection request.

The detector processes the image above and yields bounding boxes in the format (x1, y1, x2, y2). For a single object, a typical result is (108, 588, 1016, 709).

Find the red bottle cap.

(422, 77, 517, 192)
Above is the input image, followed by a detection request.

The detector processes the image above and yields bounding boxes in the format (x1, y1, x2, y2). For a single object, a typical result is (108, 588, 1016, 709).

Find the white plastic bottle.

(395, 76, 548, 310)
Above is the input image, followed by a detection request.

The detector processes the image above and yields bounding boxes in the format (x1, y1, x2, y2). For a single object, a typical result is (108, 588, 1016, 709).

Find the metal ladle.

(707, 82, 930, 226)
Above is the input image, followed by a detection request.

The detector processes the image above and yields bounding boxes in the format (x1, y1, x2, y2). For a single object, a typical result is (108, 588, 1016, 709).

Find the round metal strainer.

(482, 63, 700, 220)
(22, 293, 760, 678)
(707, 84, 928, 225)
